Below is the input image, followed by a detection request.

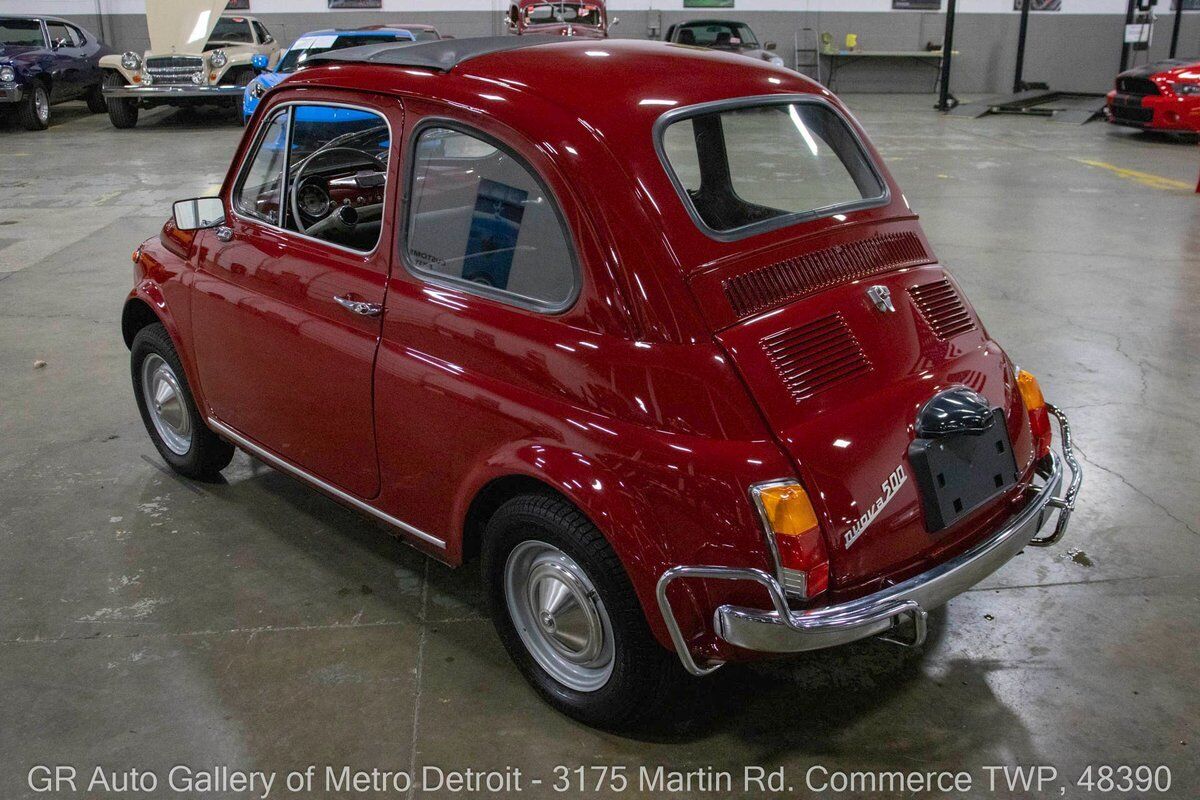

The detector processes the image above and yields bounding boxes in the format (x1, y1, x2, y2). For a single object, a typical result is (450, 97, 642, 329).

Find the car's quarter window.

(658, 98, 887, 238)
(404, 125, 578, 311)
(252, 20, 272, 43)
(233, 103, 390, 252)
(45, 21, 73, 47)
(233, 109, 289, 224)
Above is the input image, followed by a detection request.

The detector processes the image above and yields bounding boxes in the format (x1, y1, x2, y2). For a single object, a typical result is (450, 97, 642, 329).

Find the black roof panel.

(306, 35, 563, 72)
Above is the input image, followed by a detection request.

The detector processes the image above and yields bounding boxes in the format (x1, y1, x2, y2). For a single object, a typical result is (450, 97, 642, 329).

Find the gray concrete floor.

(1, 97, 1197, 799)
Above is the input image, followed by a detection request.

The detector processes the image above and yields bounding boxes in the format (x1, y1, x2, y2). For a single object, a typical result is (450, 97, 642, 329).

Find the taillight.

(1016, 368, 1052, 459)
(750, 481, 829, 599)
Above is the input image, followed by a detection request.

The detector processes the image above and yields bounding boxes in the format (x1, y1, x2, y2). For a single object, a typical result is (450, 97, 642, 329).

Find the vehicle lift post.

(1013, 0, 1032, 93)
(935, 0, 958, 111)
(1169, 0, 1183, 59)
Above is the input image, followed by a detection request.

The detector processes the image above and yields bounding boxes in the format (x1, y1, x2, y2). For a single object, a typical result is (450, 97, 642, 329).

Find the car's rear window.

(659, 100, 886, 237)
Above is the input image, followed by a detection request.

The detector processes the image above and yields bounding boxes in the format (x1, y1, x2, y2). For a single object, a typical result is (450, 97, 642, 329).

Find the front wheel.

(85, 83, 107, 113)
(17, 82, 49, 130)
(104, 72, 138, 128)
(482, 494, 681, 728)
(131, 323, 234, 479)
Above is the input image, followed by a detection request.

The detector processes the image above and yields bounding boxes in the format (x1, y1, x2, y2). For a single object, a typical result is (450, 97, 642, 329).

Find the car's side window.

(66, 25, 86, 46)
(405, 125, 578, 311)
(282, 105, 390, 251)
(234, 109, 289, 224)
(234, 104, 390, 252)
(253, 21, 272, 44)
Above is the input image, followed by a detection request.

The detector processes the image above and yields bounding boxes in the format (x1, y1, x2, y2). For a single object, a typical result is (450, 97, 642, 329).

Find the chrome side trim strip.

(207, 417, 446, 549)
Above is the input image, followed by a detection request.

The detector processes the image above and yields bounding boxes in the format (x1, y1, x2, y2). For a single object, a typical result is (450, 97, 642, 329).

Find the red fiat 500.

(1106, 58, 1200, 133)
(123, 37, 1081, 727)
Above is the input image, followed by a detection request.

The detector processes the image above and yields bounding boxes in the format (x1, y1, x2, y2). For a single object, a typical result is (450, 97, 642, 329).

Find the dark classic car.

(664, 20, 785, 68)
(0, 15, 112, 130)
(122, 38, 1081, 728)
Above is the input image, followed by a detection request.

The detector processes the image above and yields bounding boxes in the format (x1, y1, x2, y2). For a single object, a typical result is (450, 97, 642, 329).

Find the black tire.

(131, 323, 234, 479)
(85, 83, 107, 113)
(227, 68, 254, 115)
(104, 72, 138, 129)
(17, 82, 49, 131)
(482, 494, 682, 729)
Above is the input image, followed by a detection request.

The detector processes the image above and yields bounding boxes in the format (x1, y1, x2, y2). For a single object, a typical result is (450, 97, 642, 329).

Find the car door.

(43, 20, 85, 99)
(191, 95, 401, 499)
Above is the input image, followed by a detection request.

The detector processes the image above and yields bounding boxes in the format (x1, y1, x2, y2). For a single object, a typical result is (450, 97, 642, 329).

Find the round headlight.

(0, 66, 15, 83)
(768, 55, 785, 67)
(121, 51, 141, 71)
(209, 49, 228, 68)
(191, 71, 205, 85)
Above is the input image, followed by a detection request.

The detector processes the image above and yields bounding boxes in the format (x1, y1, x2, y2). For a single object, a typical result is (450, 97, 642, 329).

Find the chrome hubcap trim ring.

(504, 540, 614, 692)
(141, 353, 192, 455)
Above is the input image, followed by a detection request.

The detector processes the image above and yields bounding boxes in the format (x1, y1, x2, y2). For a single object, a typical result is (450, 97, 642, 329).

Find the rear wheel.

(104, 72, 138, 128)
(17, 82, 49, 131)
(131, 323, 233, 479)
(482, 494, 681, 728)
(85, 83, 107, 113)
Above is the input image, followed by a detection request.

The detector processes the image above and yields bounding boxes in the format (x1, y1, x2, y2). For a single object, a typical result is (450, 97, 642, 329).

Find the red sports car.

(1106, 58, 1200, 133)
(123, 37, 1081, 728)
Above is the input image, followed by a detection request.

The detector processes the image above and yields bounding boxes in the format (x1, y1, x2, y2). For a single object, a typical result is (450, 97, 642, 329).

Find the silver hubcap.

(141, 354, 192, 456)
(504, 540, 614, 692)
(34, 88, 48, 122)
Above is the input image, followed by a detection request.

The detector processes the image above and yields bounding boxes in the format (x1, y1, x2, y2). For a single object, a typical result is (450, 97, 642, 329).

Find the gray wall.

(63, 10, 1200, 95)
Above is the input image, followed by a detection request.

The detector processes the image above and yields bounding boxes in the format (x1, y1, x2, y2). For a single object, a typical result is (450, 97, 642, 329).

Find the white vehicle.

(99, 0, 281, 128)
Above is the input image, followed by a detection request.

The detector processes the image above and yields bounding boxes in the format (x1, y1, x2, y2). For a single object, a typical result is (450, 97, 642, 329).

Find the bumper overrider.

(102, 85, 245, 99)
(657, 405, 1082, 676)
(1, 86, 23, 103)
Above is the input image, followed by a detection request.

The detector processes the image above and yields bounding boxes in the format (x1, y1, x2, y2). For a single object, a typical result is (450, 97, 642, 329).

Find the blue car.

(243, 27, 417, 122)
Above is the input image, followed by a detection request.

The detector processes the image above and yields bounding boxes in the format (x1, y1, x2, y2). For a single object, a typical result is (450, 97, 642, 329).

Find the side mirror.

(52, 37, 69, 49)
(765, 41, 777, 50)
(251, 53, 269, 71)
(173, 197, 225, 231)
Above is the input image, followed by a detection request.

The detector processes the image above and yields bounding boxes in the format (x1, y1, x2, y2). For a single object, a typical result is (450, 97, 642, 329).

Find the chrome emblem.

(867, 285, 895, 313)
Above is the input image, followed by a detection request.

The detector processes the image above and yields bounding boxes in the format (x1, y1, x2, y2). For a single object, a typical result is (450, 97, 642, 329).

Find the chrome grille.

(145, 55, 204, 86)
(724, 232, 933, 320)
(762, 313, 871, 402)
(909, 279, 976, 340)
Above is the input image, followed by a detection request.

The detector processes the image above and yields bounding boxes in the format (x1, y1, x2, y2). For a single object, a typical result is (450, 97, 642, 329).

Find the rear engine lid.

(709, 250, 1036, 593)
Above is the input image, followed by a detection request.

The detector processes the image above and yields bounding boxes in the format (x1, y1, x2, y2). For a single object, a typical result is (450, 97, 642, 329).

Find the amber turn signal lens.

(1016, 368, 1052, 459)
(756, 483, 819, 536)
(1016, 369, 1045, 412)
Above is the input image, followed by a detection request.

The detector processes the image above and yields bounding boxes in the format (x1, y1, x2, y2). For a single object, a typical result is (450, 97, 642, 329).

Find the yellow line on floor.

(1073, 159, 1194, 191)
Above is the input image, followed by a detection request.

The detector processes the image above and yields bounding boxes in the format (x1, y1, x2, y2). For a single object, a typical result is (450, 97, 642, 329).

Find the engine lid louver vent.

(909, 279, 976, 340)
(724, 232, 932, 320)
(762, 313, 871, 402)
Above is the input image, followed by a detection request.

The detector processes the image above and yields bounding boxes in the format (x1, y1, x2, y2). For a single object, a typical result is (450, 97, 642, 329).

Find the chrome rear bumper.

(656, 405, 1081, 676)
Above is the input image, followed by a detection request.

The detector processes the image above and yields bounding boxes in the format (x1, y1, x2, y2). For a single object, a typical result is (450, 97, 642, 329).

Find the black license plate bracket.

(908, 408, 1019, 533)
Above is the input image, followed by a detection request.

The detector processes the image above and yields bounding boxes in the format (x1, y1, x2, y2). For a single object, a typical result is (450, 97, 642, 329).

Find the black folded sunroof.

(305, 35, 563, 72)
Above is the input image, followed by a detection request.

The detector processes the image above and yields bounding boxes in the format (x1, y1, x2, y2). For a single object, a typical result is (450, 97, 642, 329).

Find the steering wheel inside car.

(288, 146, 386, 237)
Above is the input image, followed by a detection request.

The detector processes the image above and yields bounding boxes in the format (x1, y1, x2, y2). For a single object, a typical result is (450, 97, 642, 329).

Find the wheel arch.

(121, 295, 161, 349)
(452, 444, 684, 650)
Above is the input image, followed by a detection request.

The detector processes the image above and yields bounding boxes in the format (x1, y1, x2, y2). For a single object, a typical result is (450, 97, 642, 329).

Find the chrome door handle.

(214, 225, 234, 242)
(334, 294, 383, 317)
